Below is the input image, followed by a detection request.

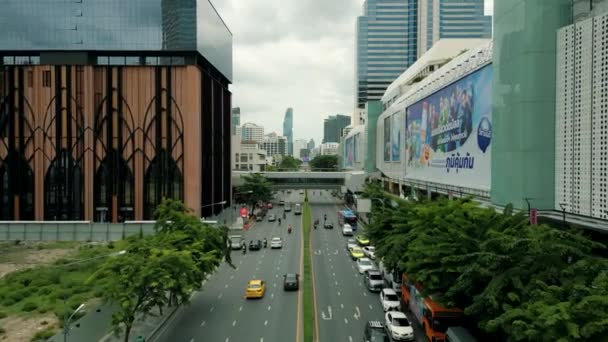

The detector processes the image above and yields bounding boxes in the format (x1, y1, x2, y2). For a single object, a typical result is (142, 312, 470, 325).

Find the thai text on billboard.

(405, 64, 492, 191)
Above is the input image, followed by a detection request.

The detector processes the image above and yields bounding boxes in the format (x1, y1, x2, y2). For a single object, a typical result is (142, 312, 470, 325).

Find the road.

(308, 190, 427, 342)
(155, 191, 305, 342)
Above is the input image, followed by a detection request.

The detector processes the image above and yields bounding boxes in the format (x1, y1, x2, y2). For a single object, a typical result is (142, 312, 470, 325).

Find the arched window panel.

(44, 149, 84, 220)
(0, 163, 8, 220)
(143, 150, 183, 219)
(17, 157, 34, 220)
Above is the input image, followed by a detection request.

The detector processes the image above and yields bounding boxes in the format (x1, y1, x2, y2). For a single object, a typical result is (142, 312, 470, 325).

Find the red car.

(267, 203, 273, 209)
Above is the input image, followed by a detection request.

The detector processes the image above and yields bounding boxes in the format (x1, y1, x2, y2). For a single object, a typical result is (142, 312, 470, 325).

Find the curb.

(146, 305, 181, 341)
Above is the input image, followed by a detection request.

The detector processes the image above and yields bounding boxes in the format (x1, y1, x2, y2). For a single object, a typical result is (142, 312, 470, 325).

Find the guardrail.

(0, 221, 156, 242)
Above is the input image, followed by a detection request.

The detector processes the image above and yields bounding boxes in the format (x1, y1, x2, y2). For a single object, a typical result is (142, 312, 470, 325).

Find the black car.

(283, 273, 299, 291)
(323, 221, 333, 229)
(364, 321, 390, 342)
(249, 240, 262, 251)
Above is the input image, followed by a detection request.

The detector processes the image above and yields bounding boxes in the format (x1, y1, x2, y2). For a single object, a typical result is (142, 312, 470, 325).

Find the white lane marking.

(225, 284, 229, 288)
(260, 338, 264, 342)
(363, 292, 367, 297)
(354, 306, 361, 320)
(340, 303, 344, 309)
(264, 320, 268, 326)
(200, 321, 206, 327)
(210, 306, 215, 312)
(330, 265, 333, 269)
(344, 318, 349, 324)
(275, 274, 278, 278)
(321, 306, 333, 320)
(239, 305, 243, 312)
(271, 293, 274, 299)
(369, 304, 373, 310)
(190, 339, 195, 342)
(230, 275, 234, 280)
(349, 337, 353, 342)
(274, 283, 277, 287)
(337, 291, 341, 296)
(225, 338, 230, 342)
(218, 293, 223, 299)
(232, 320, 237, 326)
(332, 272, 336, 277)
(268, 305, 272, 311)
(335, 281, 338, 286)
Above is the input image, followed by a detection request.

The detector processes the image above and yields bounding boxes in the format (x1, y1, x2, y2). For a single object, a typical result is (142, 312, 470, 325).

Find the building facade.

(292, 139, 308, 159)
(0, 0, 232, 221)
(307, 138, 316, 151)
(234, 143, 267, 172)
(323, 114, 351, 143)
(356, 0, 418, 109)
(236, 122, 264, 144)
(232, 107, 240, 134)
(261, 133, 287, 158)
(416, 0, 492, 57)
(283, 108, 293, 156)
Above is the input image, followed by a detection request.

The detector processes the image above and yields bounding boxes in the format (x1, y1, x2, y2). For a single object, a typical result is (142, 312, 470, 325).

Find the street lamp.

(559, 202, 567, 225)
(201, 200, 227, 209)
(64, 303, 85, 342)
(524, 197, 533, 218)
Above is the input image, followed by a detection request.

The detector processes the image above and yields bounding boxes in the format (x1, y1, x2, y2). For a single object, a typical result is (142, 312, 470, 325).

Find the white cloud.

(212, 0, 360, 144)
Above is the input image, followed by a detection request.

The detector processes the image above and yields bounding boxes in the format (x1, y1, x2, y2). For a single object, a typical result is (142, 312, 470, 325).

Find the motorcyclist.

(242, 243, 247, 254)
(263, 238, 268, 248)
(288, 224, 292, 234)
(278, 218, 282, 225)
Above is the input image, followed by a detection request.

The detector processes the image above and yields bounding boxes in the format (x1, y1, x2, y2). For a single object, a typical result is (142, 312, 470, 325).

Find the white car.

(356, 257, 376, 274)
(385, 311, 414, 341)
(362, 246, 376, 259)
(380, 288, 401, 312)
(299, 190, 304, 194)
(345, 238, 357, 251)
(342, 224, 353, 236)
(270, 237, 283, 249)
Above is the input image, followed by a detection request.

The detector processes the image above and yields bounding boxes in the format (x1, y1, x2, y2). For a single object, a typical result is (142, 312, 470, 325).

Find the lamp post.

(559, 202, 567, 225)
(524, 197, 533, 218)
(200, 200, 228, 222)
(64, 303, 85, 342)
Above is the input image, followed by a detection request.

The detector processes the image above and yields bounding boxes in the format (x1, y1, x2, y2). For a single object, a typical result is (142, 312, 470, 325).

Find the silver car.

(364, 270, 384, 292)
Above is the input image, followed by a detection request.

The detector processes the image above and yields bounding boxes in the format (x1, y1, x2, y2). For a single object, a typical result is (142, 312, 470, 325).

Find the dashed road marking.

(335, 281, 338, 286)
(369, 304, 373, 310)
(225, 338, 230, 342)
(349, 337, 353, 342)
(340, 303, 344, 309)
(218, 293, 223, 299)
(264, 320, 268, 326)
(200, 321, 205, 327)
(332, 272, 336, 277)
(274, 283, 277, 287)
(344, 318, 349, 324)
(190, 339, 194, 342)
(230, 275, 234, 280)
(260, 338, 264, 342)
(210, 306, 215, 312)
(239, 306, 243, 312)
(337, 291, 341, 296)
(268, 305, 272, 311)
(363, 292, 367, 297)
(232, 320, 237, 326)
(225, 284, 229, 288)
(271, 293, 274, 299)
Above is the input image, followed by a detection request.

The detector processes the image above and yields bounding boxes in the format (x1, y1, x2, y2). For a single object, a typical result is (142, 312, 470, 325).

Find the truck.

(401, 273, 465, 342)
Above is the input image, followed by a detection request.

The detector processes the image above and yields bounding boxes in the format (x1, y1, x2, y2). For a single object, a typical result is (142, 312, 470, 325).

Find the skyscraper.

(308, 139, 316, 151)
(283, 108, 294, 156)
(417, 0, 492, 58)
(237, 123, 264, 144)
(323, 115, 351, 143)
(232, 107, 241, 134)
(356, 0, 417, 109)
(293, 139, 308, 159)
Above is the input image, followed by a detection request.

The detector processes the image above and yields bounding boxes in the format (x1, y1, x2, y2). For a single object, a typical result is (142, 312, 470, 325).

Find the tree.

(235, 173, 273, 210)
(278, 156, 302, 171)
(309, 155, 338, 171)
(362, 183, 608, 341)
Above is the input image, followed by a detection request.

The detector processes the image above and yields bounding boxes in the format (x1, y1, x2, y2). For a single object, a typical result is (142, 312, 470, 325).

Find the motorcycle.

(278, 218, 282, 225)
(288, 225, 292, 234)
(263, 238, 268, 248)
(242, 245, 247, 254)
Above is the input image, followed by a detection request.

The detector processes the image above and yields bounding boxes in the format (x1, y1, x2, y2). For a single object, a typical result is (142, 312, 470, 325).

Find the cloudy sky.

(213, 0, 494, 145)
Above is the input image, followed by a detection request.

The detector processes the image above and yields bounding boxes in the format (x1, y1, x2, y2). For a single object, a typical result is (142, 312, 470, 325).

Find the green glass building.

(491, 0, 572, 211)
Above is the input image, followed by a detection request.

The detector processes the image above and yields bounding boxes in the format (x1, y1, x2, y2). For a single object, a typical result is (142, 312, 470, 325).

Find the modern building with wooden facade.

(0, 0, 233, 222)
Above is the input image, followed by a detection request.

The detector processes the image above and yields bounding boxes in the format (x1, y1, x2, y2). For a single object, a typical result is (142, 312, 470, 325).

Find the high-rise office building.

(262, 133, 287, 158)
(356, 0, 417, 109)
(323, 115, 352, 143)
(293, 139, 308, 159)
(0, 0, 232, 221)
(283, 108, 294, 156)
(308, 139, 316, 151)
(232, 107, 241, 134)
(416, 0, 492, 58)
(237, 123, 265, 144)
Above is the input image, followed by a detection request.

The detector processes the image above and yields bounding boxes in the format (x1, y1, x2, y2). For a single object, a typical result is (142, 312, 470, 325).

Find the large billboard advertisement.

(405, 64, 492, 190)
(344, 136, 354, 168)
(383, 117, 391, 162)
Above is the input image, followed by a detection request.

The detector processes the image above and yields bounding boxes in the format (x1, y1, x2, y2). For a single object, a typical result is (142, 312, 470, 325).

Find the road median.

(302, 191, 316, 342)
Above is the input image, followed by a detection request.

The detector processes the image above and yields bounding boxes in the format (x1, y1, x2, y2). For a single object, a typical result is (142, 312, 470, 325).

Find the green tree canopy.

(362, 183, 608, 341)
(309, 155, 338, 171)
(235, 173, 273, 209)
(278, 156, 303, 171)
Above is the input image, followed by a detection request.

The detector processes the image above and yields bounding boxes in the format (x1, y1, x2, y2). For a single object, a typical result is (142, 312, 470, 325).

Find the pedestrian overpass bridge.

(232, 171, 367, 190)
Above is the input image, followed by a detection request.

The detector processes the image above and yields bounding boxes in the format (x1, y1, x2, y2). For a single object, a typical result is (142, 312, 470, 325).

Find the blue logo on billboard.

(477, 117, 492, 153)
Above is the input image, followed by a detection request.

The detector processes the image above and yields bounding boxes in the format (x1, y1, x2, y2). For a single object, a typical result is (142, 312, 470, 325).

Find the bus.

(337, 209, 358, 228)
(401, 273, 465, 342)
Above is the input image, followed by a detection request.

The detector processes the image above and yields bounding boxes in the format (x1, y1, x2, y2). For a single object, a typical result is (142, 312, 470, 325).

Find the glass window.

(97, 56, 109, 65)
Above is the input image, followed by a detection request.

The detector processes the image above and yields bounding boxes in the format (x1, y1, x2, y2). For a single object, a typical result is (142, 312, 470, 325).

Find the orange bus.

(401, 273, 464, 342)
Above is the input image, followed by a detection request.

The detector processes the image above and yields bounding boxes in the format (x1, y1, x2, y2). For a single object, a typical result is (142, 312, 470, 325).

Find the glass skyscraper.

(356, 0, 417, 109)
(417, 0, 492, 57)
(283, 108, 294, 156)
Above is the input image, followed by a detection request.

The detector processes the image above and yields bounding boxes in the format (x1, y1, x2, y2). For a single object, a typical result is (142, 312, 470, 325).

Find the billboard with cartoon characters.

(405, 64, 492, 190)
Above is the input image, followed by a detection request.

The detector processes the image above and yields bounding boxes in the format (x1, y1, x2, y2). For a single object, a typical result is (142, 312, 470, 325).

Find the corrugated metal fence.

(0, 221, 157, 242)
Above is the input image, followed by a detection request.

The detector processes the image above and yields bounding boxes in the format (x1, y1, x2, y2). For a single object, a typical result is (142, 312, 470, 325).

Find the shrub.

(0, 311, 6, 319)
(0, 327, 5, 334)
(22, 301, 38, 312)
(31, 327, 56, 341)
(2, 297, 16, 306)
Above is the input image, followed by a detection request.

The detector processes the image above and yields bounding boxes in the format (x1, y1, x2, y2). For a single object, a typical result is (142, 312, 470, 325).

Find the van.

(294, 203, 302, 215)
(446, 327, 477, 342)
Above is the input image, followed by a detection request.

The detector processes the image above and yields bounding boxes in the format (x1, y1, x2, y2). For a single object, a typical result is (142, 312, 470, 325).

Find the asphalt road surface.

(308, 190, 427, 342)
(155, 191, 305, 342)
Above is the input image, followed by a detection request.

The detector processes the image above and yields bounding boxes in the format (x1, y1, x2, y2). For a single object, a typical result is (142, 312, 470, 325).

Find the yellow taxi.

(245, 279, 266, 299)
(349, 246, 365, 260)
(355, 235, 370, 246)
